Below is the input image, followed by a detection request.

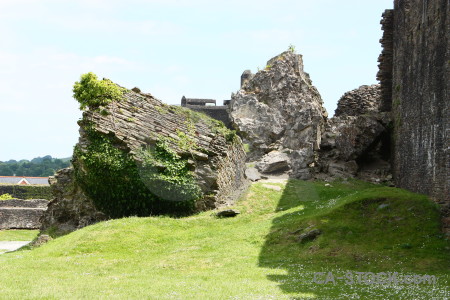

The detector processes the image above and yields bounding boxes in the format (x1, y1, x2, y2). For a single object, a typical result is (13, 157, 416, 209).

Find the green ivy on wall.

(73, 126, 199, 218)
(136, 138, 202, 204)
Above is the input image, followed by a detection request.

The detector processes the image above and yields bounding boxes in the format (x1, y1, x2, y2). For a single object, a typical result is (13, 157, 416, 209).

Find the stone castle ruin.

(377, 0, 449, 230)
(180, 96, 232, 128)
(41, 88, 247, 233)
(40, 0, 448, 235)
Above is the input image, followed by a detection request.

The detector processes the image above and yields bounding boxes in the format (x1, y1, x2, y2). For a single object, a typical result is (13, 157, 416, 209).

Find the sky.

(0, 0, 393, 161)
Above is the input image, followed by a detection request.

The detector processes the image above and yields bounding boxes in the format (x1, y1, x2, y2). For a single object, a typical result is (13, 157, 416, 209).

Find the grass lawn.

(0, 230, 39, 241)
(0, 179, 448, 299)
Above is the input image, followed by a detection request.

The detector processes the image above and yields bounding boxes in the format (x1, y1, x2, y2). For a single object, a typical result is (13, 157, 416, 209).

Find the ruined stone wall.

(334, 84, 382, 117)
(185, 105, 232, 129)
(377, 9, 394, 112)
(384, 0, 449, 204)
(0, 185, 52, 200)
(41, 86, 247, 233)
(0, 199, 48, 229)
(84, 90, 246, 209)
(40, 168, 106, 234)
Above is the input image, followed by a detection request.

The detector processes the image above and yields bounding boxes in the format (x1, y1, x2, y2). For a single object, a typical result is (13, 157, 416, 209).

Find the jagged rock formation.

(230, 51, 327, 179)
(41, 83, 247, 234)
(334, 84, 382, 117)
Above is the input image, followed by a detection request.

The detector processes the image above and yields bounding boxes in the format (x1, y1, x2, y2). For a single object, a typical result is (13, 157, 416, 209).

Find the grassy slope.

(0, 230, 39, 241)
(0, 180, 448, 299)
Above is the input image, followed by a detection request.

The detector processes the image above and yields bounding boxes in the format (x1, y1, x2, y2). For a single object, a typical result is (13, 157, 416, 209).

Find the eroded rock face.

(230, 51, 327, 178)
(41, 84, 247, 234)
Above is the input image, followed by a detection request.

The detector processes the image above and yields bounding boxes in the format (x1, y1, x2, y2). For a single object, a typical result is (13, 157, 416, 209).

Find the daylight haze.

(0, 0, 393, 161)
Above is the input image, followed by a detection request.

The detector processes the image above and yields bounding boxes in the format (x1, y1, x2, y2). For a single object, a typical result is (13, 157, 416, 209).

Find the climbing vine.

(136, 138, 202, 205)
(73, 126, 198, 217)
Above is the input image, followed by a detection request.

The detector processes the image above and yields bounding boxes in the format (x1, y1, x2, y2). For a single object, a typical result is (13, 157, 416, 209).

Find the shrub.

(0, 193, 13, 200)
(0, 185, 52, 199)
(288, 44, 296, 53)
(73, 72, 127, 110)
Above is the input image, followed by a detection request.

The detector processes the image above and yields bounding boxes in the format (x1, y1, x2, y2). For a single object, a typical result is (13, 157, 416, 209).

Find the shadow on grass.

(257, 179, 450, 299)
(257, 179, 327, 298)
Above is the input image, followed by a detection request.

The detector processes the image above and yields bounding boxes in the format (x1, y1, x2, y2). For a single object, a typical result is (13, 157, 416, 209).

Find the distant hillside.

(0, 155, 71, 177)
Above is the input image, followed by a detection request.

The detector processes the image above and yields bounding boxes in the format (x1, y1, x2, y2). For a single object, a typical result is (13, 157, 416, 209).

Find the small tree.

(288, 44, 296, 53)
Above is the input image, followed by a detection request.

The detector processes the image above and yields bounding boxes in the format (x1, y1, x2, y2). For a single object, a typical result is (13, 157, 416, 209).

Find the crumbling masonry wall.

(184, 105, 232, 129)
(379, 0, 449, 205)
(0, 199, 48, 229)
(41, 86, 247, 234)
(377, 9, 394, 112)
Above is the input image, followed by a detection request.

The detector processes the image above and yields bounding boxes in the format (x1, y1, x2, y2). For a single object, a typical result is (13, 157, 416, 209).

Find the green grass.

(0, 230, 39, 241)
(0, 179, 448, 299)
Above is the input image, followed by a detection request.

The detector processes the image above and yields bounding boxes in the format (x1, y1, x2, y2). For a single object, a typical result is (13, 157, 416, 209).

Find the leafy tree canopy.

(0, 156, 71, 177)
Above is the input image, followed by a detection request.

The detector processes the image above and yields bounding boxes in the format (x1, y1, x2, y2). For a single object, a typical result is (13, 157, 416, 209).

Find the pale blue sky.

(0, 0, 393, 161)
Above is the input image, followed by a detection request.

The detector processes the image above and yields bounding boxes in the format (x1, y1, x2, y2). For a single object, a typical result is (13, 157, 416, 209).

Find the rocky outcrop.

(30, 234, 53, 247)
(334, 84, 382, 117)
(0, 199, 48, 229)
(230, 51, 327, 179)
(230, 51, 389, 182)
(41, 81, 247, 234)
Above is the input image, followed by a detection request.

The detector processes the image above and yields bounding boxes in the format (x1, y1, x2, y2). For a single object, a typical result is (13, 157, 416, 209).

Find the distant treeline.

(0, 155, 71, 177)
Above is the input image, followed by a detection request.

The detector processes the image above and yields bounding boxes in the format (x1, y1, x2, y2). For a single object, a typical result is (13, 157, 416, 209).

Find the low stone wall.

(0, 199, 48, 208)
(0, 199, 48, 229)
